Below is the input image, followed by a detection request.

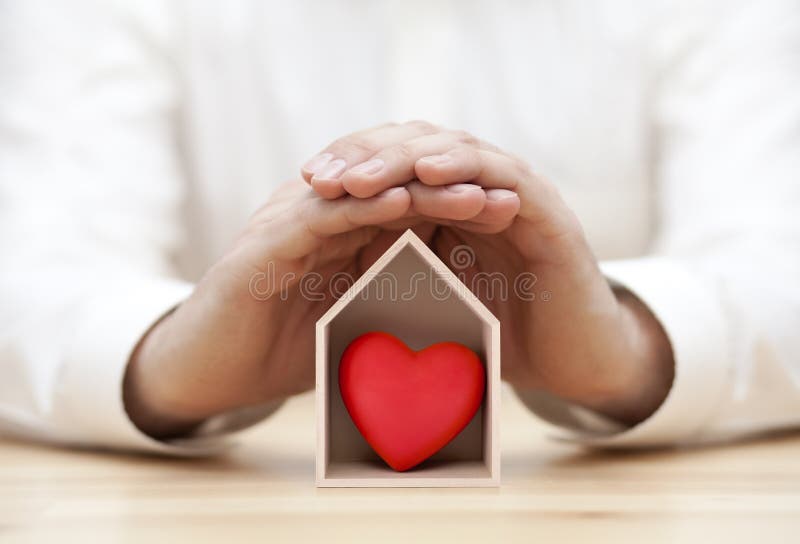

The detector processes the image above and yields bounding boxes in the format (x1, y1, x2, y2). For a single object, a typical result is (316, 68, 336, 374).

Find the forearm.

(121, 277, 286, 440)
(123, 308, 208, 440)
(578, 286, 675, 426)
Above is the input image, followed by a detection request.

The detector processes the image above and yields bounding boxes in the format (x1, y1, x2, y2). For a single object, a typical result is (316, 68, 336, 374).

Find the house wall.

(326, 245, 489, 466)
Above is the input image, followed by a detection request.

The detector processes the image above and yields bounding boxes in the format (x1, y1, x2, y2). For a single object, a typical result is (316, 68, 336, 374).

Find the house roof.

(317, 229, 499, 327)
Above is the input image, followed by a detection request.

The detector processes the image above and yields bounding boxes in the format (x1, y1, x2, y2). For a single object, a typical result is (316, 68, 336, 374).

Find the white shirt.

(1, 0, 799, 454)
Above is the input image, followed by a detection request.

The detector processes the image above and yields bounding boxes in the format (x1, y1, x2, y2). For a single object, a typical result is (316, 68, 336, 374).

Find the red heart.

(339, 331, 485, 472)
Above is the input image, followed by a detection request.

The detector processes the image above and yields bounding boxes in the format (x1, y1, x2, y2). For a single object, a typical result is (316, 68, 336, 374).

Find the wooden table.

(2, 389, 799, 543)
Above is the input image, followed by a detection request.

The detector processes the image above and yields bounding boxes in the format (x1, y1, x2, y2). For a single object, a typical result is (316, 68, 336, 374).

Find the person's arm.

(300, 0, 800, 447)
(0, 2, 291, 453)
(517, 0, 800, 446)
(0, 3, 501, 450)
(0, 1, 217, 452)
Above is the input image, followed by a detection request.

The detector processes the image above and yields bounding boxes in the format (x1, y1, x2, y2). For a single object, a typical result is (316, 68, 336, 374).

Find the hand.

(303, 121, 674, 425)
(124, 177, 502, 438)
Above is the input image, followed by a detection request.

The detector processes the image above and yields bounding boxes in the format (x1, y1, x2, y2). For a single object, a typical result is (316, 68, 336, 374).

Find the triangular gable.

(318, 229, 499, 327)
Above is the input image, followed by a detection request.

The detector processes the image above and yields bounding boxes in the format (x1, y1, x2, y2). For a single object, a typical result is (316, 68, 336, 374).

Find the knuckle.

(512, 158, 533, 178)
(404, 119, 437, 134)
(482, 140, 502, 153)
(342, 201, 362, 227)
(294, 192, 325, 230)
(453, 143, 480, 159)
(330, 135, 376, 157)
(294, 198, 314, 227)
(393, 142, 415, 160)
(450, 129, 480, 147)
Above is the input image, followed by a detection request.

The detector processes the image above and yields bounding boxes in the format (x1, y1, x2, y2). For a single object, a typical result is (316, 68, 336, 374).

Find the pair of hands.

(124, 121, 673, 438)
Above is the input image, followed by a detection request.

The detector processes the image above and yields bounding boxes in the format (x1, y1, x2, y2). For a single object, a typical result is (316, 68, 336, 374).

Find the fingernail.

(313, 158, 347, 180)
(487, 189, 518, 201)
(303, 152, 334, 174)
(419, 154, 452, 166)
(447, 183, 481, 194)
(350, 158, 385, 175)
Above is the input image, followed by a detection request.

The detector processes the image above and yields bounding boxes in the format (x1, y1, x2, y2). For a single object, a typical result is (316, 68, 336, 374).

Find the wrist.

(578, 288, 674, 425)
(123, 310, 209, 439)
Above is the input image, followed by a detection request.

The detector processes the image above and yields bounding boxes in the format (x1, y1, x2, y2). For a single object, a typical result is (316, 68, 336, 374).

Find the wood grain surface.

(2, 388, 799, 543)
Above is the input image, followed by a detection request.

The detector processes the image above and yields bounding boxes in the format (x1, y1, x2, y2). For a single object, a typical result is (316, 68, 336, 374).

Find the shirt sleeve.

(0, 1, 279, 455)
(516, 0, 800, 447)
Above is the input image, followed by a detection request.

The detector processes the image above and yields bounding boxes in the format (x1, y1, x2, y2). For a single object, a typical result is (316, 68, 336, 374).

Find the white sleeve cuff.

(517, 257, 733, 447)
(53, 276, 280, 455)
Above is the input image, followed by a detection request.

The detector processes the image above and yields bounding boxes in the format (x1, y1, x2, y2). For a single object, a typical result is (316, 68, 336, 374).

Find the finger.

(338, 130, 486, 199)
(377, 186, 518, 234)
(465, 189, 520, 225)
(414, 146, 486, 187)
(405, 181, 487, 221)
(301, 120, 440, 199)
(415, 148, 561, 224)
(373, 216, 428, 231)
(256, 185, 411, 262)
(304, 186, 411, 237)
(455, 189, 521, 233)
